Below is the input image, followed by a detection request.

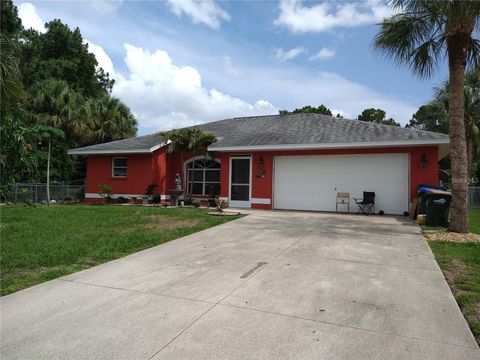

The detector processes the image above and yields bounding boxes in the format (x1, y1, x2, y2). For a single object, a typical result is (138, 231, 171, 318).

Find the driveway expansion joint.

(216, 302, 479, 350)
(57, 278, 216, 305)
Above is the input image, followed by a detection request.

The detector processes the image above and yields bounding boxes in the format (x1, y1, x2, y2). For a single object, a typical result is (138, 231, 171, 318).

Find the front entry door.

(229, 156, 251, 208)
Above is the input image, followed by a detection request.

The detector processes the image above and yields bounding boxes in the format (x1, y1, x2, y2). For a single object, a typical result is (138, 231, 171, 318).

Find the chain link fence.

(4, 183, 85, 204)
(469, 187, 480, 209)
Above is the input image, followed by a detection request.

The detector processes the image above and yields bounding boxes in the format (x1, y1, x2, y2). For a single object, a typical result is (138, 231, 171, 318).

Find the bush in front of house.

(117, 197, 128, 204)
(152, 195, 161, 205)
(97, 183, 112, 204)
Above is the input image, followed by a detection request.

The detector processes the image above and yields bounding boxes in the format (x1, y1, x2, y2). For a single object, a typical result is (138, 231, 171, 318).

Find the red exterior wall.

(84, 145, 439, 209)
(85, 149, 168, 202)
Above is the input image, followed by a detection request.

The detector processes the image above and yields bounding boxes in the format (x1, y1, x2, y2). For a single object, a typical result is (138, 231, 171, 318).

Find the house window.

(186, 158, 220, 196)
(112, 158, 127, 177)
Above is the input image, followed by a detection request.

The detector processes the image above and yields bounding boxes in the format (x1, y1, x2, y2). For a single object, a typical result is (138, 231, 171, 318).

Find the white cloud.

(85, 40, 116, 76)
(274, 0, 390, 33)
(223, 56, 241, 77)
(17, 2, 46, 33)
(18, 5, 116, 77)
(309, 48, 335, 61)
(112, 44, 277, 131)
(167, 0, 230, 29)
(274, 47, 306, 62)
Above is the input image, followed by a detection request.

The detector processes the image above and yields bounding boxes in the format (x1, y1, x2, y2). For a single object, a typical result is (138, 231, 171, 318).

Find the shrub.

(145, 183, 157, 196)
(97, 183, 112, 204)
(192, 199, 201, 208)
(76, 187, 85, 202)
(152, 194, 161, 204)
(117, 197, 128, 204)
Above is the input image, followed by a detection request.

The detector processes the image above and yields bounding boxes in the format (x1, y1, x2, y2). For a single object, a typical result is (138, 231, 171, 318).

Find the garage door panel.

(274, 154, 408, 214)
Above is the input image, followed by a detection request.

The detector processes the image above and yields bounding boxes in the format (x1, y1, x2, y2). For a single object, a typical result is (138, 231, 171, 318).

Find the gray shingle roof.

(69, 114, 449, 155)
(68, 133, 166, 155)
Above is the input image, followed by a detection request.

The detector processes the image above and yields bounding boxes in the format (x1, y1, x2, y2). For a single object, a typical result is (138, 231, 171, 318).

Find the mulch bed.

(423, 230, 480, 243)
(207, 211, 241, 216)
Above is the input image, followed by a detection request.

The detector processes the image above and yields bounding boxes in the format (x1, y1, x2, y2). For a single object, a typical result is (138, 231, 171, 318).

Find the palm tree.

(435, 68, 480, 178)
(86, 95, 137, 143)
(162, 128, 193, 192)
(31, 125, 65, 205)
(162, 128, 216, 199)
(373, 0, 480, 233)
(187, 129, 216, 198)
(30, 79, 92, 142)
(0, 34, 24, 115)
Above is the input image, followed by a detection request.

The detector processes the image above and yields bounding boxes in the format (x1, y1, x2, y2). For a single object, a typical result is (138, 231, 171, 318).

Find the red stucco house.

(68, 113, 449, 214)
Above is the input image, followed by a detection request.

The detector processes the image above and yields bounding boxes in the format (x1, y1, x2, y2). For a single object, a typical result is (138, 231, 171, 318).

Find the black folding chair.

(354, 192, 375, 215)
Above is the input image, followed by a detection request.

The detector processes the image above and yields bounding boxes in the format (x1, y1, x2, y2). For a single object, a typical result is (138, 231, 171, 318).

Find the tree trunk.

(46, 141, 51, 206)
(180, 153, 185, 190)
(189, 152, 195, 199)
(446, 32, 470, 233)
(466, 133, 473, 178)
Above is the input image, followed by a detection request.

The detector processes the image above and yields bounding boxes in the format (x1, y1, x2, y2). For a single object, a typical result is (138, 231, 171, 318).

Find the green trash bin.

(417, 190, 429, 215)
(424, 189, 452, 226)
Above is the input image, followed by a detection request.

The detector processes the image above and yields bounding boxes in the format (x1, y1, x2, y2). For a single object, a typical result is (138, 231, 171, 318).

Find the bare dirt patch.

(442, 259, 469, 289)
(119, 215, 201, 233)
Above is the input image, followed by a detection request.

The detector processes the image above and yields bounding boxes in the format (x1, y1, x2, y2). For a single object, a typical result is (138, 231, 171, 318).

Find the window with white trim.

(112, 158, 127, 177)
(186, 158, 220, 196)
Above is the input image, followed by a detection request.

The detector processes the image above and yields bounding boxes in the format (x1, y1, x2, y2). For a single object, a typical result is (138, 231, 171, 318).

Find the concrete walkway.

(2, 211, 479, 359)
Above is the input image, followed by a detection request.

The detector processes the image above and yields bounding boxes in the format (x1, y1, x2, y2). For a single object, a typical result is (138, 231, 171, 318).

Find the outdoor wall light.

(257, 157, 265, 178)
(420, 153, 429, 168)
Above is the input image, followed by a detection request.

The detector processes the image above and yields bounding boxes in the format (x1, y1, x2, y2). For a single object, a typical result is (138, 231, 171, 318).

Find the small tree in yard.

(32, 125, 65, 206)
(373, 0, 480, 233)
(162, 128, 216, 199)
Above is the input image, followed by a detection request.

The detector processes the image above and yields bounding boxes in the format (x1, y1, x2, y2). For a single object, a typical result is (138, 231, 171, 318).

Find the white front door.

(273, 154, 409, 215)
(229, 156, 251, 208)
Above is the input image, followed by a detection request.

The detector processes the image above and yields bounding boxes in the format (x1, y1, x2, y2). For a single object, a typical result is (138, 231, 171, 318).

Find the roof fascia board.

(68, 143, 165, 155)
(208, 138, 450, 152)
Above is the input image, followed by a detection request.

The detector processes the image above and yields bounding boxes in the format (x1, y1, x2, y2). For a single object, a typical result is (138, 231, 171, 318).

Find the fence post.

(14, 183, 18, 203)
(35, 185, 38, 204)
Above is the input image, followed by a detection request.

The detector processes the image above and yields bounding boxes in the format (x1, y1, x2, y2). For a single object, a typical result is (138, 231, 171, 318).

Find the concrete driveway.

(2, 211, 479, 360)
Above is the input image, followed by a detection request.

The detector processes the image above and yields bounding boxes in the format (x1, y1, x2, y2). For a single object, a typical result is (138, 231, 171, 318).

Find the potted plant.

(144, 183, 157, 205)
(207, 184, 219, 207)
(216, 199, 228, 213)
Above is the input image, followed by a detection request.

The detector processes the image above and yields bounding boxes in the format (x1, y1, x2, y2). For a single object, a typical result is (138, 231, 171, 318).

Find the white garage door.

(273, 154, 409, 215)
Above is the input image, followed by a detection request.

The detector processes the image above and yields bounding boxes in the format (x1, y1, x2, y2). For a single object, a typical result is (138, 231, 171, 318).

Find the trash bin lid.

(426, 189, 452, 196)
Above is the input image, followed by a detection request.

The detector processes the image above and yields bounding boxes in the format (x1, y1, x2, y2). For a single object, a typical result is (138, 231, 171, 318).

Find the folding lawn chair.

(336, 192, 350, 213)
(354, 192, 375, 215)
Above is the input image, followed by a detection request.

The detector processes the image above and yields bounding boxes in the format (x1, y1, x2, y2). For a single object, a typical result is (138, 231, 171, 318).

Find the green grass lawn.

(429, 240, 480, 345)
(470, 208, 479, 234)
(0, 205, 241, 296)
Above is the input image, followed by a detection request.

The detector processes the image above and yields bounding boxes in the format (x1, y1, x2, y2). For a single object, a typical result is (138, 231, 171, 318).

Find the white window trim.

(112, 157, 128, 178)
(183, 156, 221, 196)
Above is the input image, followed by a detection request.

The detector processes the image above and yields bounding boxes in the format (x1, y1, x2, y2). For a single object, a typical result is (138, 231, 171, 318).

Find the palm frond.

(467, 38, 480, 69)
(373, 11, 445, 78)
(409, 36, 444, 78)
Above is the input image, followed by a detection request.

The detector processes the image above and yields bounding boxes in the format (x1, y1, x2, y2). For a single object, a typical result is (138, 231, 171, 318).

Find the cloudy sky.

(16, 0, 447, 135)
